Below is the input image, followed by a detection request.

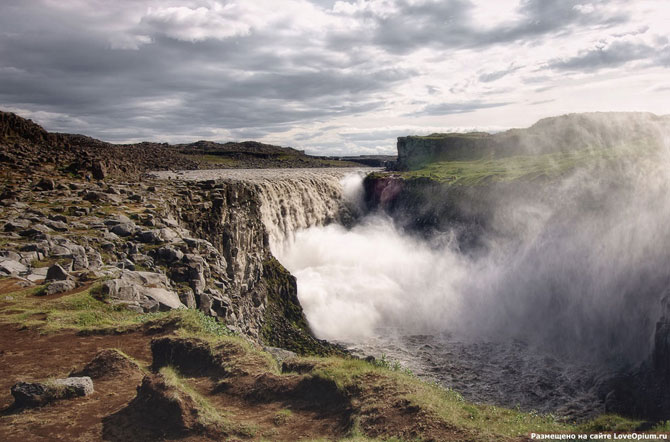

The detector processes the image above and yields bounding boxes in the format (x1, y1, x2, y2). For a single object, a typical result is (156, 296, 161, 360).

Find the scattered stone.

(26, 267, 48, 283)
(11, 377, 94, 408)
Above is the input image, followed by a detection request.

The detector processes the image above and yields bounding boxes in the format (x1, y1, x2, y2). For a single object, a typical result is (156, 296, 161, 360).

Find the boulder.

(11, 377, 94, 408)
(34, 178, 55, 191)
(45, 220, 68, 232)
(101, 270, 185, 312)
(45, 279, 76, 295)
(110, 222, 137, 237)
(45, 263, 69, 281)
(137, 230, 162, 244)
(0, 259, 27, 275)
(3, 219, 31, 232)
(155, 246, 184, 263)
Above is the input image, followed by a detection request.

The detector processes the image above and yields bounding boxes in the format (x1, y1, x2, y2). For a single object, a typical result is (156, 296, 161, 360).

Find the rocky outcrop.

(100, 270, 185, 313)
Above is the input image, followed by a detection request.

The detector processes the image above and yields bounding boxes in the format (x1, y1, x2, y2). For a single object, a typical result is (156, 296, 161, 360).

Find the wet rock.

(45, 263, 70, 282)
(11, 377, 94, 408)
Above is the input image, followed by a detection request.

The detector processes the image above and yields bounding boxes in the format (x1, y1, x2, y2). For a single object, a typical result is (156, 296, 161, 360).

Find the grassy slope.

(396, 147, 636, 186)
(1, 282, 663, 440)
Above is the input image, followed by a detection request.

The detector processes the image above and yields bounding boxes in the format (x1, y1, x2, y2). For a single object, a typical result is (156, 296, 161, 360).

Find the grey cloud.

(409, 101, 510, 117)
(330, 0, 629, 55)
(547, 41, 657, 71)
(479, 66, 520, 83)
(0, 1, 410, 147)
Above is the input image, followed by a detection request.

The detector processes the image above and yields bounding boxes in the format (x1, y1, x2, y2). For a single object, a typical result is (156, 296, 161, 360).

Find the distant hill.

(0, 111, 364, 179)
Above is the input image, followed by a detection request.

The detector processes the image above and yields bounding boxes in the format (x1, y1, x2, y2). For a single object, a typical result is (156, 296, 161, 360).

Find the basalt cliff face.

(162, 171, 362, 354)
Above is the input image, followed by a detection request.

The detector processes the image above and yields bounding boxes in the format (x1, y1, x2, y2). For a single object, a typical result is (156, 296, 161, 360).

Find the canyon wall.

(162, 169, 368, 354)
(396, 112, 670, 170)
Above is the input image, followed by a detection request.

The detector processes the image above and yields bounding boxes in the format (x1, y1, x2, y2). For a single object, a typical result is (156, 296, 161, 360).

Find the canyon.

(1, 111, 670, 440)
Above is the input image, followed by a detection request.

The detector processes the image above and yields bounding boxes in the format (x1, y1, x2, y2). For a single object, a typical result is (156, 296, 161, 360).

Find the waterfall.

(254, 169, 371, 254)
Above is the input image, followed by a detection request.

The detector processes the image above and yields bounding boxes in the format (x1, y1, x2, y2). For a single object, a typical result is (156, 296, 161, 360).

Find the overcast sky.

(1, 0, 669, 155)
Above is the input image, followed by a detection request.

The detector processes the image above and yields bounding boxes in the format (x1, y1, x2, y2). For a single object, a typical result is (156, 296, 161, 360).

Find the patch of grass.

(159, 366, 229, 428)
(577, 414, 645, 433)
(297, 356, 572, 440)
(399, 146, 639, 185)
(273, 408, 293, 426)
(193, 155, 240, 167)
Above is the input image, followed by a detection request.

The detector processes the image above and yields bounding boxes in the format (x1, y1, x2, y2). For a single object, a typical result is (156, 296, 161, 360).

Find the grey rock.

(26, 267, 48, 283)
(0, 259, 27, 275)
(4, 219, 31, 232)
(137, 230, 162, 244)
(45, 220, 69, 232)
(103, 214, 132, 226)
(178, 289, 197, 309)
(19, 224, 52, 238)
(110, 222, 137, 237)
(156, 246, 184, 263)
(11, 377, 94, 408)
(101, 270, 185, 312)
(45, 263, 70, 282)
(46, 279, 76, 295)
(0, 250, 23, 262)
(49, 214, 68, 223)
(86, 247, 103, 269)
(68, 244, 89, 270)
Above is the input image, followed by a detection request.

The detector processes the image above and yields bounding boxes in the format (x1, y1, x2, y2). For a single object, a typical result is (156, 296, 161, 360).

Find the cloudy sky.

(1, 0, 669, 155)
